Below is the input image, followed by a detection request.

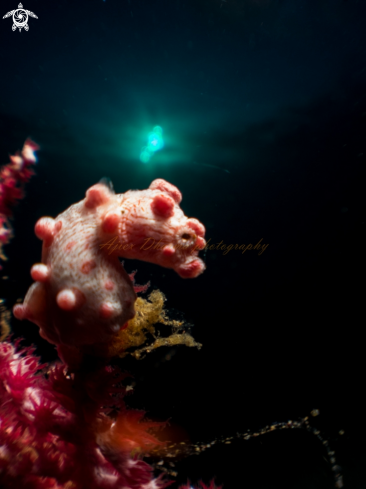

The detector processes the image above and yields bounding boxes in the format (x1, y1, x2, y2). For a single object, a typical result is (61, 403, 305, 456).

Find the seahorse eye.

(181, 233, 191, 240)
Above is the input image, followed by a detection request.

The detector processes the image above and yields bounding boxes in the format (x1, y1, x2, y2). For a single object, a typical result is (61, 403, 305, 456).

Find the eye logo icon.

(3, 3, 38, 32)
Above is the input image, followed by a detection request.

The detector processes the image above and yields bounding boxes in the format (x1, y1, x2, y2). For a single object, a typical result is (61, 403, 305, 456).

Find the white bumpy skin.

(13, 179, 206, 351)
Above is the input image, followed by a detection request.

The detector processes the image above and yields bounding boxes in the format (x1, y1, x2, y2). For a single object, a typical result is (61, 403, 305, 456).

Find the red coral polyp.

(97, 409, 166, 454)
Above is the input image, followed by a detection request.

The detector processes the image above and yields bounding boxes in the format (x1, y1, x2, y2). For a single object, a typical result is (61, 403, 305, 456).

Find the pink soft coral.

(0, 341, 169, 489)
(0, 139, 38, 266)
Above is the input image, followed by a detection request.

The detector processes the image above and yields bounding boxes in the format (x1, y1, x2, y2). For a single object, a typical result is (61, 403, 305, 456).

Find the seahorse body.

(13, 179, 206, 349)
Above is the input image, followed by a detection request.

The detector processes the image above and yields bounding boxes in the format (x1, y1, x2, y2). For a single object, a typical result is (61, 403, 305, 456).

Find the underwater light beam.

(140, 126, 164, 163)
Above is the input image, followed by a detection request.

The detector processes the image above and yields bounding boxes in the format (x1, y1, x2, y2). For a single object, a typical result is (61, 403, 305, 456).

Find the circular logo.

(12, 8, 28, 29)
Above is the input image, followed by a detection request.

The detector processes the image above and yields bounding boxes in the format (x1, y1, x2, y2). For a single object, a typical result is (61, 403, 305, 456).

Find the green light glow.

(140, 126, 164, 163)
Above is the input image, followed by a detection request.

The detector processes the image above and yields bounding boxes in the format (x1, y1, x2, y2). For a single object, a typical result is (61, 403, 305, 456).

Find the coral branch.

(0, 139, 39, 267)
